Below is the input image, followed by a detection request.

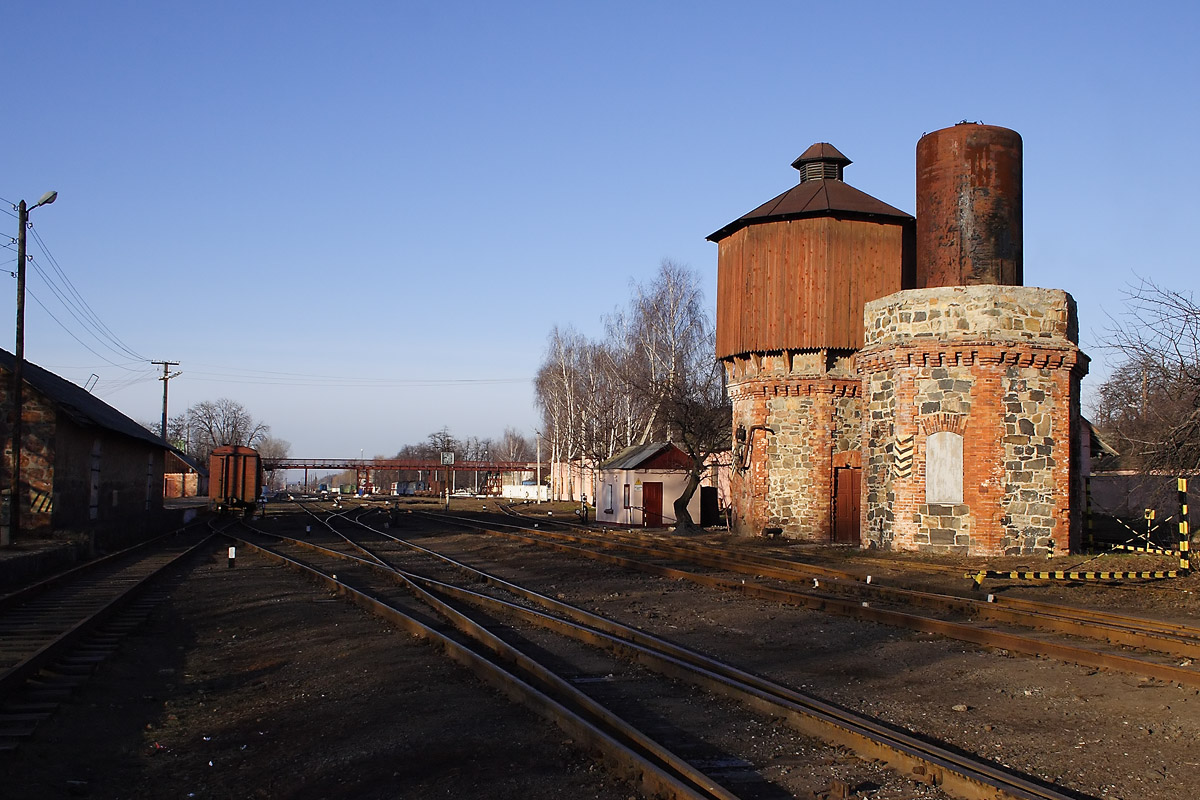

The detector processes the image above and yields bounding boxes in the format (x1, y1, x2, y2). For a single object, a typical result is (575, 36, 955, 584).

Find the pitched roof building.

(1, 349, 173, 548)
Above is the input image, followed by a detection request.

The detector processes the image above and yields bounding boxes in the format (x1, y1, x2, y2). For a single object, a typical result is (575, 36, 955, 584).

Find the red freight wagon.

(209, 445, 262, 513)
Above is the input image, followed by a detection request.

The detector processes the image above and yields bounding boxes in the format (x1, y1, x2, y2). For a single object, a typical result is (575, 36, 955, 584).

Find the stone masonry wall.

(864, 285, 1078, 348)
(864, 369, 897, 546)
(0, 379, 57, 537)
(1001, 367, 1065, 553)
(725, 350, 858, 540)
(858, 286, 1087, 556)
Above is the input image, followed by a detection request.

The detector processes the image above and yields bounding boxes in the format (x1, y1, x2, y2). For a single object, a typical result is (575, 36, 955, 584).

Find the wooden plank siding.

(716, 216, 912, 359)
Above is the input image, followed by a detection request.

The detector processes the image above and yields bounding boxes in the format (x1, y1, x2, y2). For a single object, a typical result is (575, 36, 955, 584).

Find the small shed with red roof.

(594, 443, 700, 529)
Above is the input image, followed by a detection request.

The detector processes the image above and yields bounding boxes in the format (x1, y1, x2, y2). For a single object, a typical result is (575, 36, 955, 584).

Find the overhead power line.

(26, 228, 146, 362)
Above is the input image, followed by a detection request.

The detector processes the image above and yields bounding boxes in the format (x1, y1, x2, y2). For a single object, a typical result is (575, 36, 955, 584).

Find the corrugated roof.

(597, 442, 676, 471)
(1, 348, 169, 449)
(708, 178, 912, 242)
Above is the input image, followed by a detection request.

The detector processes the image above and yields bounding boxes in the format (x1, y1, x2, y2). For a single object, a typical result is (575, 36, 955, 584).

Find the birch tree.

(612, 260, 729, 531)
(534, 259, 730, 529)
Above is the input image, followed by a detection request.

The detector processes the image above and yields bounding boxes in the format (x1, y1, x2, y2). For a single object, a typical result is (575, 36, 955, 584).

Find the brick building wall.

(726, 350, 859, 539)
(2, 374, 167, 547)
(857, 286, 1088, 556)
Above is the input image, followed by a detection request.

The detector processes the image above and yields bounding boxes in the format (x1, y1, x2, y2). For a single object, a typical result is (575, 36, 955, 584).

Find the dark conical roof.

(707, 143, 911, 242)
(791, 142, 851, 169)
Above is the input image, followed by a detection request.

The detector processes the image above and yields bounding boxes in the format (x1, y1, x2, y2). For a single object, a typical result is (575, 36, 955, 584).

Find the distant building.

(0, 348, 173, 548)
(165, 449, 206, 499)
(594, 443, 703, 528)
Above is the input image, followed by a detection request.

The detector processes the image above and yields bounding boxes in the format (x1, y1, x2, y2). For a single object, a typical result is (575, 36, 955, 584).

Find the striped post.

(1180, 478, 1190, 576)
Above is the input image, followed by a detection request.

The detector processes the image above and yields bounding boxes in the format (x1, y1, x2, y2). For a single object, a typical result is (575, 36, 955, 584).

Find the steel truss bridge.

(263, 459, 540, 473)
(261, 458, 542, 493)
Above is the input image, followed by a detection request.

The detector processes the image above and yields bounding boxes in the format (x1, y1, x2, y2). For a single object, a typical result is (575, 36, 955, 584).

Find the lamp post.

(7, 190, 57, 546)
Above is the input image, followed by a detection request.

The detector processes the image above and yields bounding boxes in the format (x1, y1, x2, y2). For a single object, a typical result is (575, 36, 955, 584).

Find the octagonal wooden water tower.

(709, 144, 914, 540)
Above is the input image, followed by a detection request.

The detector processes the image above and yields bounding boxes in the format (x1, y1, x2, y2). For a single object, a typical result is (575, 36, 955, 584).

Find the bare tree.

(1093, 277, 1200, 478)
(257, 436, 291, 490)
(533, 259, 730, 529)
(185, 398, 270, 464)
(611, 260, 730, 532)
(495, 426, 533, 462)
(426, 427, 459, 455)
(535, 326, 587, 499)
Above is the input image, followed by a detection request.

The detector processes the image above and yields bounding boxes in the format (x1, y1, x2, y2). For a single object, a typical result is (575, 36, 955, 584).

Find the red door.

(642, 482, 663, 527)
(833, 468, 861, 544)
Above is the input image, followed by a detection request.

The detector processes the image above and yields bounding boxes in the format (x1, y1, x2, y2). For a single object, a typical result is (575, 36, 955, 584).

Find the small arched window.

(926, 431, 964, 505)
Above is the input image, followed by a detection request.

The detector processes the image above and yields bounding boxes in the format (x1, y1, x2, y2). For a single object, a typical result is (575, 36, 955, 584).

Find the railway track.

(404, 504, 1200, 688)
(0, 525, 213, 751)
(235, 502, 1100, 800)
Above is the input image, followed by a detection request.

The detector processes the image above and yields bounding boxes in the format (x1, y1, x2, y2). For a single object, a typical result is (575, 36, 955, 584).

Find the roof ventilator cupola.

(791, 142, 852, 183)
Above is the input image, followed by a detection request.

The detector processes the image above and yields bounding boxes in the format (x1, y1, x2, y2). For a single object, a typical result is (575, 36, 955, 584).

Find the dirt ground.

(4, 515, 1200, 800)
(3, 546, 641, 800)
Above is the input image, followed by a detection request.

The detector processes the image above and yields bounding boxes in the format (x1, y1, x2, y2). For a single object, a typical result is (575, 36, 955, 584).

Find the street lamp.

(7, 191, 58, 546)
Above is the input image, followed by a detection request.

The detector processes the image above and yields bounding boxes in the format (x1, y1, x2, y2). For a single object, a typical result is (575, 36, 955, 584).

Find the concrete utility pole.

(7, 191, 57, 547)
(152, 361, 181, 440)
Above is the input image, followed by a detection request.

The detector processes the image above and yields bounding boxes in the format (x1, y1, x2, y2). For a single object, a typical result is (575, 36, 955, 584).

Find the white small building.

(594, 443, 700, 528)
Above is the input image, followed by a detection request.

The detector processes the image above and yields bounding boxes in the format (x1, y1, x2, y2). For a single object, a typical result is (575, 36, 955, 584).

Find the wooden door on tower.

(642, 482, 663, 527)
(833, 467, 861, 543)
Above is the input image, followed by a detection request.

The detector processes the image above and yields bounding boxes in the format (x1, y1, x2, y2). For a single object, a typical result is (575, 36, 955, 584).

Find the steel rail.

(446, 509, 1200, 659)
(407, 573, 1086, 800)
(413, 513, 1200, 687)
(499, 510, 1200, 638)
(245, 516, 1090, 800)
(0, 530, 214, 702)
(285, 504, 742, 799)
(354, 514, 1091, 800)
(0, 522, 210, 611)
(228, 529, 732, 800)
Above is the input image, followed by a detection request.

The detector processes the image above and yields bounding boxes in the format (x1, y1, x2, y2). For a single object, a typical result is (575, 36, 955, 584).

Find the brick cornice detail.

(728, 377, 860, 401)
(856, 340, 1088, 376)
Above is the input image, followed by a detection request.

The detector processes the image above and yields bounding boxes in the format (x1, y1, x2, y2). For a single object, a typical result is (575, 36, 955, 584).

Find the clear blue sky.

(3, 1, 1196, 458)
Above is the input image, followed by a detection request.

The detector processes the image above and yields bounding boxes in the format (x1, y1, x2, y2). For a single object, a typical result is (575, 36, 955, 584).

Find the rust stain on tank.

(916, 123, 1022, 287)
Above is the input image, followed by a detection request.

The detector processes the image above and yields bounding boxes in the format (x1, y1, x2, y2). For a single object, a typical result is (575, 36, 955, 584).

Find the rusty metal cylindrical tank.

(916, 123, 1022, 287)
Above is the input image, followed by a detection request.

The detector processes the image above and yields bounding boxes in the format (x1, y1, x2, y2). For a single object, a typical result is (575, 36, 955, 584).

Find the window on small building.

(623, 484, 631, 509)
(926, 431, 964, 505)
(604, 483, 613, 513)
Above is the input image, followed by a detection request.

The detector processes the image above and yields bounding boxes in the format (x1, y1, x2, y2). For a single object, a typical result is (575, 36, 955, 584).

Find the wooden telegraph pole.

(152, 360, 181, 440)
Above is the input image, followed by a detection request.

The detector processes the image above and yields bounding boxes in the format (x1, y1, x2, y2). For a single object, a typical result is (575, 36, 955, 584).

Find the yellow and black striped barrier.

(1179, 478, 1191, 576)
(1110, 543, 1181, 557)
(967, 477, 1192, 588)
(969, 568, 1179, 589)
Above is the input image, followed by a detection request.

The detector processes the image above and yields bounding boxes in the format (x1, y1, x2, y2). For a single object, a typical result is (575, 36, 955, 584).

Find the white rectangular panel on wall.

(926, 431, 964, 505)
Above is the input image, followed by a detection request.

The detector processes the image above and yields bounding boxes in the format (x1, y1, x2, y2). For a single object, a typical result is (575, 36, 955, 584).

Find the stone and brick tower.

(709, 144, 914, 540)
(858, 123, 1089, 556)
(711, 123, 1089, 557)
(857, 285, 1088, 555)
